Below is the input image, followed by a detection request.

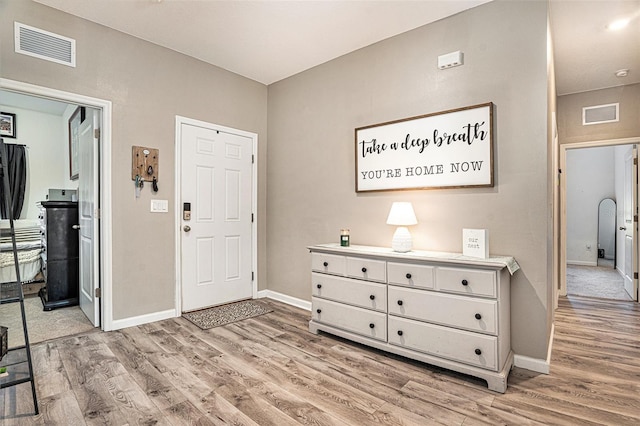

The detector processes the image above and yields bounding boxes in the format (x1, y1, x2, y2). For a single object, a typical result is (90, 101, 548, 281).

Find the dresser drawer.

(436, 267, 496, 298)
(388, 286, 498, 335)
(312, 297, 387, 341)
(346, 257, 386, 282)
(312, 273, 387, 312)
(388, 262, 434, 289)
(311, 253, 346, 276)
(388, 316, 498, 371)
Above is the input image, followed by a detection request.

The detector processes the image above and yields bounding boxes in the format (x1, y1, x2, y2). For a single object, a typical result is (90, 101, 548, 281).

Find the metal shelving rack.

(0, 138, 39, 415)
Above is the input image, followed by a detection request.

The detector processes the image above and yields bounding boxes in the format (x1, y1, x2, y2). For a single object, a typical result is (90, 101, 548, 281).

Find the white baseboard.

(110, 308, 177, 331)
(513, 324, 553, 374)
(258, 289, 311, 311)
(566, 260, 597, 267)
(514, 355, 550, 374)
(109, 291, 310, 332)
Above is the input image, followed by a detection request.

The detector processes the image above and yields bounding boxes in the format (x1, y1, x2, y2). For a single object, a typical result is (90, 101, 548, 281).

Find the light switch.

(150, 199, 168, 213)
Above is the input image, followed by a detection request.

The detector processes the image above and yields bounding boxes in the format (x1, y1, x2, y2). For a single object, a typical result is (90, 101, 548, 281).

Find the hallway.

(567, 263, 632, 301)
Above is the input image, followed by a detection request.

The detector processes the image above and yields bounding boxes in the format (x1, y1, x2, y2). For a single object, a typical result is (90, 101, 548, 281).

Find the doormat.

(182, 300, 272, 330)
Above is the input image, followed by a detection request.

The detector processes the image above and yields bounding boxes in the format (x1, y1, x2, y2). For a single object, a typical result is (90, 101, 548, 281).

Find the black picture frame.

(68, 107, 85, 180)
(0, 112, 17, 139)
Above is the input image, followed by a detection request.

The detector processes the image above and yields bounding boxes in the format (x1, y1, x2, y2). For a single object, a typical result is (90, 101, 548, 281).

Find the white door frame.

(174, 116, 258, 314)
(559, 136, 640, 299)
(0, 78, 114, 330)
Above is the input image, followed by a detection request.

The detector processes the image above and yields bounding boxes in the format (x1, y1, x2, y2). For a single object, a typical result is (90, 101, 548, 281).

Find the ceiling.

(550, 0, 639, 95)
(4, 0, 639, 115)
(33, 0, 492, 86)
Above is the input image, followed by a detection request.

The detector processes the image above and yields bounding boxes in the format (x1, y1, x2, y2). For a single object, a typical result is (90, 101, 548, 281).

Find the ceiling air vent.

(14, 22, 75, 67)
(582, 103, 619, 125)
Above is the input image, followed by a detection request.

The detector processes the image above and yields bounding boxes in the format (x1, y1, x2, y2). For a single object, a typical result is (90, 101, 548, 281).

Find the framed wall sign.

(0, 112, 16, 139)
(68, 106, 85, 180)
(355, 102, 493, 192)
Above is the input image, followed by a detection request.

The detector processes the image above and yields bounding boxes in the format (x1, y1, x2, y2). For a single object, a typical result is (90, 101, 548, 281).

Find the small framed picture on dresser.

(463, 228, 489, 259)
(0, 112, 16, 138)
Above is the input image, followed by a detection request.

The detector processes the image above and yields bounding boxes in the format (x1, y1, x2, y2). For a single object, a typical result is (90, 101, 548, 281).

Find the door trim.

(174, 116, 258, 314)
(559, 137, 640, 300)
(0, 78, 114, 330)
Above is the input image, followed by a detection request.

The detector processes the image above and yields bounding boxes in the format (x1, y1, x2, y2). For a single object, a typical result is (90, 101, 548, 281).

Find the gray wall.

(558, 83, 640, 144)
(0, 0, 268, 320)
(268, 0, 551, 359)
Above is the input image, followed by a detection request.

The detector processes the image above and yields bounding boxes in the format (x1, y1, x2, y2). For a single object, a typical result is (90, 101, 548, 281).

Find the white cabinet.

(309, 244, 515, 393)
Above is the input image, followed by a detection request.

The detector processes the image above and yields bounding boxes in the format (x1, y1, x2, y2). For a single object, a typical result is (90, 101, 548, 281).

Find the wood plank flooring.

(1, 296, 639, 425)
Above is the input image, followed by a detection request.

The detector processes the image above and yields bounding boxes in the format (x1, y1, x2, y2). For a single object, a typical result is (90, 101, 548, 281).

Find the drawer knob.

(397, 330, 403, 336)
(406, 273, 412, 279)
(361, 267, 367, 273)
(369, 294, 375, 300)
(316, 309, 322, 314)
(323, 261, 329, 267)
(475, 348, 482, 355)
(317, 284, 322, 289)
(397, 300, 403, 306)
(475, 313, 482, 320)
(461, 279, 469, 286)
(369, 323, 375, 329)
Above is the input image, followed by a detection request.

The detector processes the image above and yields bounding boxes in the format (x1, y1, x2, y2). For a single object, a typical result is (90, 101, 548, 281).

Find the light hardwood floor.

(1, 296, 639, 425)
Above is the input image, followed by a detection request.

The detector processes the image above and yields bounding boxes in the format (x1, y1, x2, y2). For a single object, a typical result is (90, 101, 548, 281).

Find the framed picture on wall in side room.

(0, 112, 16, 139)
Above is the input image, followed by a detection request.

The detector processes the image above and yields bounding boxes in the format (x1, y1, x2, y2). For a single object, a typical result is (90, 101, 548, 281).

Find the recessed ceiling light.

(615, 69, 629, 77)
(607, 18, 630, 31)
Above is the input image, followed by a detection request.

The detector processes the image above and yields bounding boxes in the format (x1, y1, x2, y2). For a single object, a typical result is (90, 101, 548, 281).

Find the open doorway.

(561, 138, 640, 302)
(0, 78, 113, 346)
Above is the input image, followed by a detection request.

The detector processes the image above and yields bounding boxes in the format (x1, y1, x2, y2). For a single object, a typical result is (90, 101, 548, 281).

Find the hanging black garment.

(0, 143, 27, 219)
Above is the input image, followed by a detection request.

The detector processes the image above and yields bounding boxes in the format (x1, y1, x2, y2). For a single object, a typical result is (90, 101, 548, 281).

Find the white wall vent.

(14, 22, 76, 67)
(582, 103, 619, 125)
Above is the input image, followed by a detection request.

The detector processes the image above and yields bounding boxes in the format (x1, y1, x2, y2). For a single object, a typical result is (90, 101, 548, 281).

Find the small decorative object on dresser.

(463, 228, 489, 259)
(340, 229, 350, 247)
(308, 243, 519, 393)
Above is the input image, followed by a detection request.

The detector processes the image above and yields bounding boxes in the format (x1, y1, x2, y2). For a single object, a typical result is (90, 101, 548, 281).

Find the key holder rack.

(131, 146, 159, 192)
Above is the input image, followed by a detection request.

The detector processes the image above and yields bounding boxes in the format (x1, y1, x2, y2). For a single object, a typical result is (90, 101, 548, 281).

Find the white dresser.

(309, 243, 516, 393)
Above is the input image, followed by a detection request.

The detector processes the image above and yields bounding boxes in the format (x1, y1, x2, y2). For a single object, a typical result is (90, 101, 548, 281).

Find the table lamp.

(386, 202, 418, 252)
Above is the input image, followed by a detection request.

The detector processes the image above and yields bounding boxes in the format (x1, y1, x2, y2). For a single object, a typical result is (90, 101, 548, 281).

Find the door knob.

(72, 224, 80, 230)
(183, 225, 191, 232)
(620, 226, 627, 231)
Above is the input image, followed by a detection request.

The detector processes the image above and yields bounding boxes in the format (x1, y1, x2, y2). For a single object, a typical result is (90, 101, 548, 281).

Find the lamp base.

(391, 226, 413, 252)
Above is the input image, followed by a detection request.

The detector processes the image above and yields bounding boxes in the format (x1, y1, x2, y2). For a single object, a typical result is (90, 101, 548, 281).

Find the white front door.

(78, 108, 100, 325)
(623, 146, 638, 301)
(180, 122, 253, 311)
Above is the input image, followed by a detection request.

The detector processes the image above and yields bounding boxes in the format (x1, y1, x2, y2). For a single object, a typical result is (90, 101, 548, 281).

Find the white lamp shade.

(386, 202, 418, 226)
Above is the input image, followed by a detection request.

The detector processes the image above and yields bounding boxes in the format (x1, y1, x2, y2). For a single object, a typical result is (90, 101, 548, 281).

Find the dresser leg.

(308, 320, 320, 335)
(486, 376, 507, 393)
